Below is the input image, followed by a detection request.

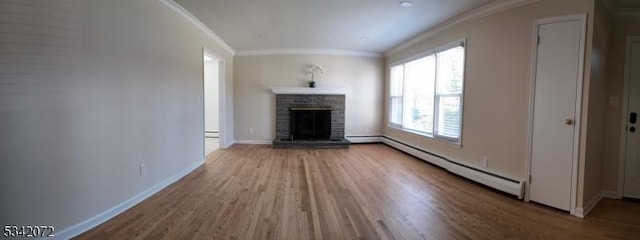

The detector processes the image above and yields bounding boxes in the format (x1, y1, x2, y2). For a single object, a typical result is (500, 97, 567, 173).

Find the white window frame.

(388, 38, 466, 145)
(389, 65, 404, 127)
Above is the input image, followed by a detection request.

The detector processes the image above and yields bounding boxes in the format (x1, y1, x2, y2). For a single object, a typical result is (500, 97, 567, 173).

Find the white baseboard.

(53, 159, 205, 240)
(602, 190, 621, 199)
(574, 207, 585, 218)
(575, 191, 604, 218)
(381, 136, 524, 199)
(223, 139, 234, 148)
(346, 136, 383, 143)
(234, 139, 273, 145)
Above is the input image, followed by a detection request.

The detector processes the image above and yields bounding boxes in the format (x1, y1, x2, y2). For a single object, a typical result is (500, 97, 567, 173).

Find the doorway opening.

(204, 50, 223, 157)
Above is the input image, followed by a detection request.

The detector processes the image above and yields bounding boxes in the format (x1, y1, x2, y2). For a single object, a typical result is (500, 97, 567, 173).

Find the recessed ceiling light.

(399, 1, 413, 7)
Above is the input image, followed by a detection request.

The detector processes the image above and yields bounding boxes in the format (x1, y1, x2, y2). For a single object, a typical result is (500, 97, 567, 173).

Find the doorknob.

(565, 118, 574, 125)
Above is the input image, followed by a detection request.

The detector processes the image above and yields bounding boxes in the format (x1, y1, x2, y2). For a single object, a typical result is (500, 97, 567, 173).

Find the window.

(389, 39, 465, 143)
(389, 65, 404, 125)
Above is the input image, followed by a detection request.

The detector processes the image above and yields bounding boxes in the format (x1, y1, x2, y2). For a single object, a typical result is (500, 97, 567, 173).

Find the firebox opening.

(291, 107, 331, 140)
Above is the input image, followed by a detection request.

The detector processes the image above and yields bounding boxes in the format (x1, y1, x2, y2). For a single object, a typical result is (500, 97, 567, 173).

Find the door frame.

(525, 13, 587, 217)
(203, 47, 227, 150)
(617, 36, 640, 198)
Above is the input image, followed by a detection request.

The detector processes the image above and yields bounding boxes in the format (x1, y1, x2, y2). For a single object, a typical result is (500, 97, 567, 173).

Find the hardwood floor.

(77, 144, 640, 239)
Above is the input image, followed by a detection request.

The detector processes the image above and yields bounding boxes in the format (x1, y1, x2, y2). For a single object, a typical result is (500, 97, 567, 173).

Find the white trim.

(387, 125, 463, 148)
(218, 59, 228, 149)
(237, 49, 382, 58)
(386, 39, 466, 146)
(271, 87, 350, 95)
(345, 136, 383, 143)
(575, 191, 603, 218)
(381, 136, 524, 198)
(234, 140, 273, 145)
(202, 47, 233, 148)
(385, 0, 538, 56)
(202, 47, 228, 151)
(155, 0, 235, 55)
(524, 10, 539, 203)
(575, 206, 585, 218)
(526, 14, 587, 217)
(618, 36, 640, 198)
(389, 38, 466, 66)
(224, 140, 235, 148)
(52, 159, 205, 240)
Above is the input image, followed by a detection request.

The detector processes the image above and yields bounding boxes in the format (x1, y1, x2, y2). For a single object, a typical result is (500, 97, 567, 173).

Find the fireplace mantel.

(271, 87, 350, 95)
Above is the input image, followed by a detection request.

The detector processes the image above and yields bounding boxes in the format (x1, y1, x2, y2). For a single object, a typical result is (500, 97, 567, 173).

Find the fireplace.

(271, 91, 350, 149)
(291, 107, 331, 140)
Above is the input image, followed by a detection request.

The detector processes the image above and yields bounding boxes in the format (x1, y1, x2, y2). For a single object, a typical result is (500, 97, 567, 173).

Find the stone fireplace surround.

(271, 87, 350, 148)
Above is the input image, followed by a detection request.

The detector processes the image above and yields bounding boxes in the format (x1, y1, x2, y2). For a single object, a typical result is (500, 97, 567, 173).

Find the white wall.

(205, 59, 219, 133)
(0, 0, 233, 234)
(581, 0, 612, 207)
(234, 54, 384, 142)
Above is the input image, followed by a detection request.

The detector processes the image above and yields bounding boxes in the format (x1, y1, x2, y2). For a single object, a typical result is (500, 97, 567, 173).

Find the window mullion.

(433, 54, 439, 137)
(401, 64, 407, 128)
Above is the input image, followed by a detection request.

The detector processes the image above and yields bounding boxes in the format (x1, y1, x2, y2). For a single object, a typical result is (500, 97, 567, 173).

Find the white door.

(530, 17, 584, 211)
(624, 39, 640, 198)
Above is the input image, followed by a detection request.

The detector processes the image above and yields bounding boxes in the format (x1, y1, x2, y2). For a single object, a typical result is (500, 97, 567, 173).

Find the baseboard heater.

(345, 135, 384, 143)
(381, 136, 524, 199)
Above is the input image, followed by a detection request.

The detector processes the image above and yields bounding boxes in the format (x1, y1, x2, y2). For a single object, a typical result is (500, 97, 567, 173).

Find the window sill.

(387, 125, 462, 148)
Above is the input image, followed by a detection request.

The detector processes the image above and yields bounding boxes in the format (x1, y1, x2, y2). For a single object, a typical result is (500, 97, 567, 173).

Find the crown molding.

(155, 0, 235, 55)
(236, 49, 382, 58)
(385, 0, 539, 57)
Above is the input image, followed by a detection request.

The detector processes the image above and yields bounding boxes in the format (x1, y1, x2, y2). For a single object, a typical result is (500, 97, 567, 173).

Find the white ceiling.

(175, 0, 495, 54)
